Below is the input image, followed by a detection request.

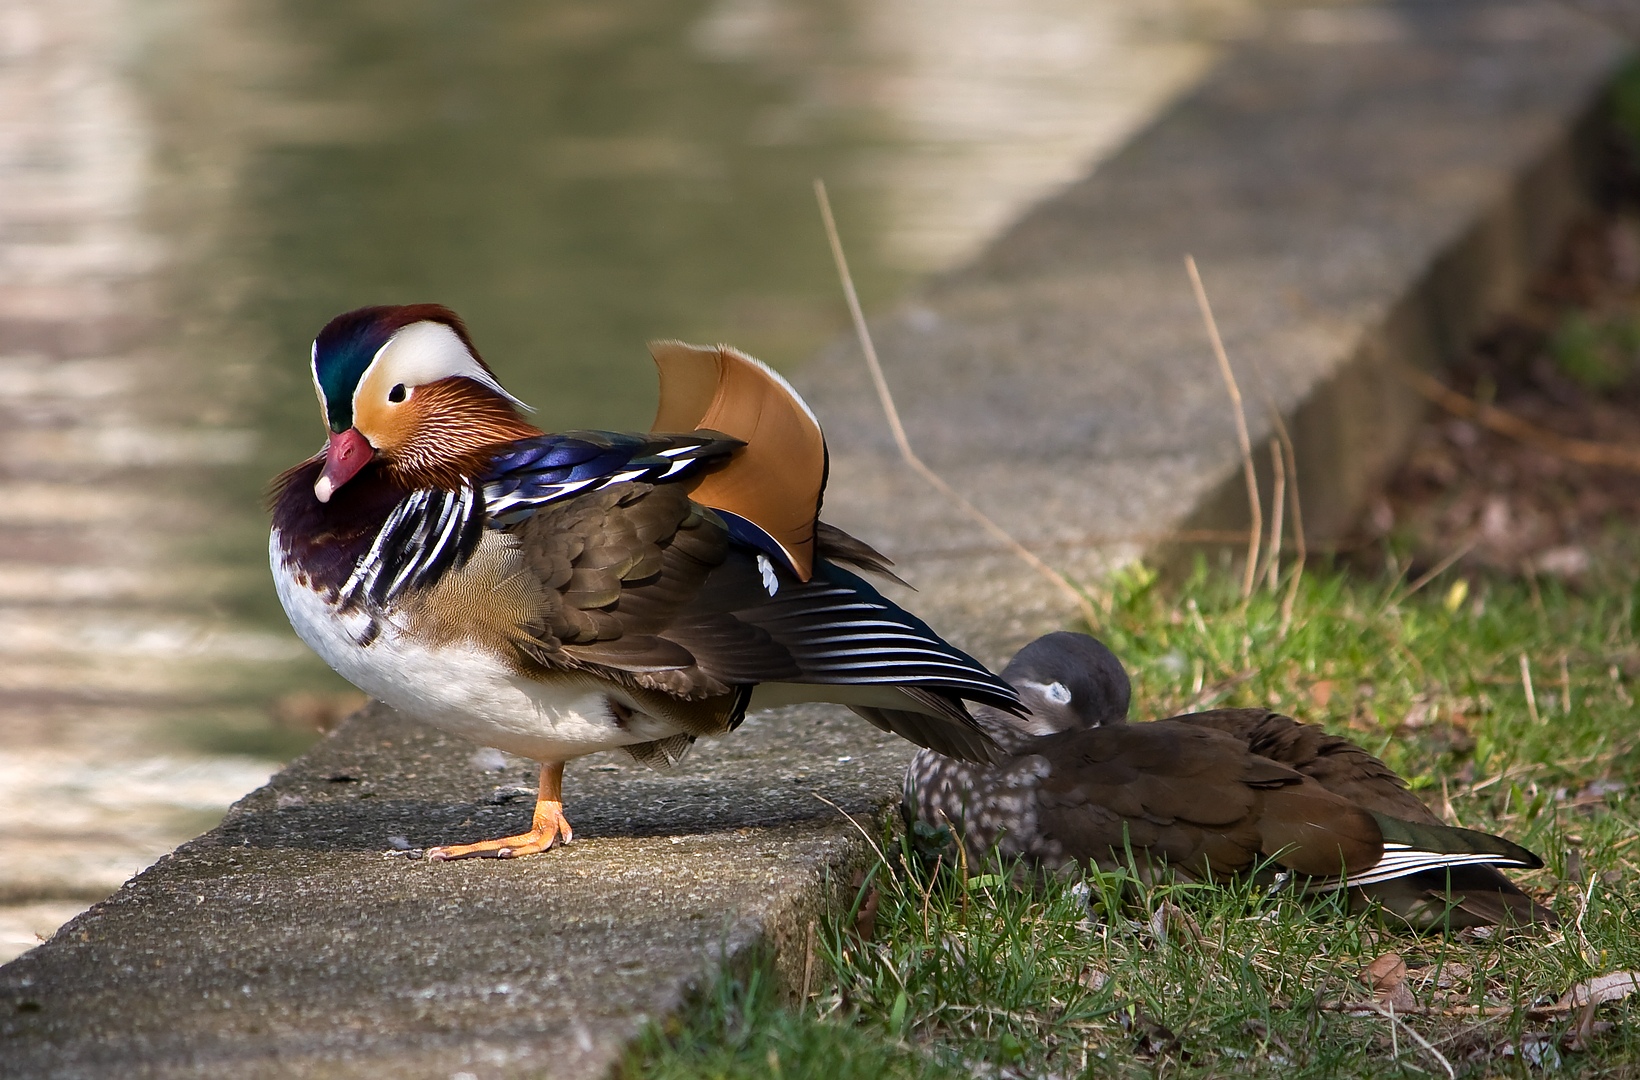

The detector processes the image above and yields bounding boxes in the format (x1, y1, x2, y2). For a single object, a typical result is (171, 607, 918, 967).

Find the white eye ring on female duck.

(1018, 679, 1073, 706)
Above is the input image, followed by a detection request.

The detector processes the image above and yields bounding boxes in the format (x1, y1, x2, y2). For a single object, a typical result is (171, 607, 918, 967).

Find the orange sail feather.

(649, 340, 826, 581)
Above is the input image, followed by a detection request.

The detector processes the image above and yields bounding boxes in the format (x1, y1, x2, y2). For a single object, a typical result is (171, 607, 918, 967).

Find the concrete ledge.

(1, 2, 1627, 1077)
(1, 704, 901, 1078)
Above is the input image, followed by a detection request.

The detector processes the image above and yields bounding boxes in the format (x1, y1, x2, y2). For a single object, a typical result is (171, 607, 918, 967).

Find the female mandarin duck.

(270, 304, 1019, 859)
(906, 633, 1556, 929)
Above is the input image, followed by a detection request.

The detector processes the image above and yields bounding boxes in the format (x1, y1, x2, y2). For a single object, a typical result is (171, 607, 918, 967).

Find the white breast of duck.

(269, 496, 685, 761)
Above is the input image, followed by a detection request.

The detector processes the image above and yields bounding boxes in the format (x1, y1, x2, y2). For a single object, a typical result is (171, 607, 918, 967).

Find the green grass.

(625, 555, 1640, 1077)
(1550, 311, 1640, 393)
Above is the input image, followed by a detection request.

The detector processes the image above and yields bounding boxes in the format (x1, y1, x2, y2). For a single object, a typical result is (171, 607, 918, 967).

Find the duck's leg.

(428, 761, 573, 860)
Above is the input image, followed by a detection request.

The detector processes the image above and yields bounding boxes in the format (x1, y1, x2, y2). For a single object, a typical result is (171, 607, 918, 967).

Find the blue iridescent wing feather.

(482, 431, 741, 525)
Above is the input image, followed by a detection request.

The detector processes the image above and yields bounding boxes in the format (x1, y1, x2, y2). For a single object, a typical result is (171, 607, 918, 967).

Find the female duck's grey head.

(1002, 632, 1131, 736)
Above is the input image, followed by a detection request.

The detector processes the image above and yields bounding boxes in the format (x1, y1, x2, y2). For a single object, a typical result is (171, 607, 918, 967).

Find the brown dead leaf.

(1364, 952, 1408, 992)
(848, 868, 879, 942)
(1122, 1006, 1183, 1060)
(1564, 1005, 1613, 1054)
(1164, 902, 1205, 945)
(1556, 971, 1640, 1009)
(1362, 951, 1417, 1011)
(1401, 697, 1436, 730)
(1309, 680, 1334, 709)
(1146, 902, 1204, 946)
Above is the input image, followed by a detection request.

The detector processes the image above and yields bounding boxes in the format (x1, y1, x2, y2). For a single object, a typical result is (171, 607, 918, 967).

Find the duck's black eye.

(388, 383, 406, 403)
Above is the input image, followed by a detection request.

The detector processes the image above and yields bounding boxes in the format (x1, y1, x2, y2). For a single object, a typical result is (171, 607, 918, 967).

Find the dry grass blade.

(813, 179, 1099, 629)
(1186, 255, 1261, 600)
(1400, 364, 1640, 472)
(1326, 1000, 1553, 1018)
(1520, 653, 1541, 726)
(1268, 407, 1306, 635)
(801, 919, 817, 1004)
(1365, 1002, 1456, 1080)
(1262, 438, 1285, 591)
(810, 791, 889, 867)
(1399, 537, 1478, 601)
(1575, 872, 1599, 964)
(1181, 668, 1258, 712)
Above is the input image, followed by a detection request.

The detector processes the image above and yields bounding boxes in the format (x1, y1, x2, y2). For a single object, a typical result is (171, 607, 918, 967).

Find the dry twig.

(1261, 438, 1285, 592)
(1400, 537, 1479, 601)
(1368, 1001, 1455, 1080)
(1520, 653, 1541, 726)
(1401, 365, 1640, 472)
(1186, 255, 1261, 599)
(814, 180, 1099, 629)
(1268, 408, 1306, 634)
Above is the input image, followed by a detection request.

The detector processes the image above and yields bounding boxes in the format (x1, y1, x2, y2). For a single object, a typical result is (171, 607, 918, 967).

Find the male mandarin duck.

(270, 304, 1020, 859)
(906, 632, 1556, 929)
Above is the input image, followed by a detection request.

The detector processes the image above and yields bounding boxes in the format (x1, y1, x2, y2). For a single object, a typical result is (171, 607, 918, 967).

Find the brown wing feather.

(650, 339, 722, 434)
(499, 475, 1000, 758)
(1033, 722, 1386, 880)
(815, 521, 907, 585)
(503, 481, 890, 701)
(506, 481, 732, 698)
(1164, 709, 1555, 925)
(1174, 708, 1440, 823)
(649, 340, 826, 580)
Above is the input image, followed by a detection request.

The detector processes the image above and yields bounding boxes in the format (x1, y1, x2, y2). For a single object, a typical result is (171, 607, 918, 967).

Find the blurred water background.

(0, 0, 1251, 959)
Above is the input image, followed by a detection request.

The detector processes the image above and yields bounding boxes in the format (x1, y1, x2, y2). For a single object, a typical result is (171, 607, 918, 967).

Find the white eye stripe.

(309, 340, 328, 416)
(356, 321, 530, 412)
(1019, 679, 1073, 706)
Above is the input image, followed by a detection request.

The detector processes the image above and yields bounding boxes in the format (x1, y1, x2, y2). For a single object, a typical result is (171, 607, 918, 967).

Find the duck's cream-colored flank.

(269, 533, 679, 761)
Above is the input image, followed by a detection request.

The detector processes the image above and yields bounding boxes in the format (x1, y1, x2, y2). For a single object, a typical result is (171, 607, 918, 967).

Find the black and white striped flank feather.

(673, 558, 1022, 712)
(747, 562, 1019, 705)
(342, 482, 486, 608)
(338, 432, 739, 609)
(1324, 814, 1542, 890)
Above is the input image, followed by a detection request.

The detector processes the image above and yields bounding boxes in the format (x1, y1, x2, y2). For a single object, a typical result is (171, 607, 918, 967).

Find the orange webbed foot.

(427, 761, 573, 861)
